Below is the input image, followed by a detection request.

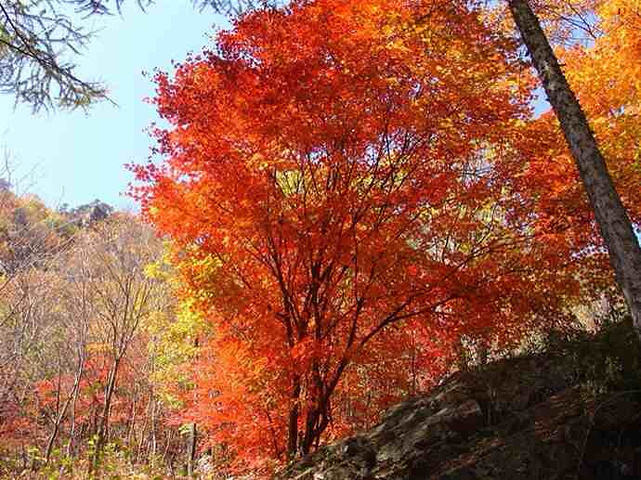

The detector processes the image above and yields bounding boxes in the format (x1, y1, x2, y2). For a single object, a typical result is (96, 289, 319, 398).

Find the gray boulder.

(277, 350, 641, 480)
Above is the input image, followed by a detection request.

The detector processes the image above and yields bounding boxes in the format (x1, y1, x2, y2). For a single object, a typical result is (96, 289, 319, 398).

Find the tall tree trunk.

(187, 423, 197, 477)
(507, 0, 641, 335)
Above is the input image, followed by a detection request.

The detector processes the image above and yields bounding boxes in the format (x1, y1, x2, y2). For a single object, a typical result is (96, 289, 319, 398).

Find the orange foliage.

(131, 0, 608, 473)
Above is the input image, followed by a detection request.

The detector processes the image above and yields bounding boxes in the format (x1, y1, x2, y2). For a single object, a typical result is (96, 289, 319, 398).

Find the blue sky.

(0, 1, 228, 210)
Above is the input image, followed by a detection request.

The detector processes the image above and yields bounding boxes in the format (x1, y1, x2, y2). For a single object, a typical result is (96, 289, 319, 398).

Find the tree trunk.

(150, 394, 157, 460)
(137, 411, 148, 461)
(127, 395, 137, 451)
(287, 376, 301, 460)
(507, 0, 641, 335)
(187, 423, 197, 477)
(90, 358, 119, 474)
(66, 369, 82, 458)
(187, 336, 199, 475)
(45, 365, 82, 463)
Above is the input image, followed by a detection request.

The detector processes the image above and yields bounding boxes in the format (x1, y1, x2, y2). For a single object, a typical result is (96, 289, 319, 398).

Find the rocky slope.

(277, 324, 641, 479)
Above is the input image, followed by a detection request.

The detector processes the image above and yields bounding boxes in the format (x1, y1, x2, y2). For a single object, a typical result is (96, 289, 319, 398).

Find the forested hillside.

(0, 0, 640, 478)
(0, 191, 184, 476)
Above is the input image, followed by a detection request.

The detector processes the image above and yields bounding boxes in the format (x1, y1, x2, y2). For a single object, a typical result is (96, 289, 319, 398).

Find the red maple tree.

(131, 0, 593, 472)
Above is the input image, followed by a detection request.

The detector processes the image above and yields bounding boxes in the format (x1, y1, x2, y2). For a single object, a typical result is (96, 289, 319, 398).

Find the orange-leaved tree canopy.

(131, 0, 588, 472)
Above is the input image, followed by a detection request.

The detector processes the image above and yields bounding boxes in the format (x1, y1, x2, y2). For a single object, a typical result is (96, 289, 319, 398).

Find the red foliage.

(131, 0, 599, 473)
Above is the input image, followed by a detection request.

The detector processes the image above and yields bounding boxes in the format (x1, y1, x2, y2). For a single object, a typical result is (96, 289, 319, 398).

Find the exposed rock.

(277, 345, 641, 480)
(66, 199, 114, 226)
